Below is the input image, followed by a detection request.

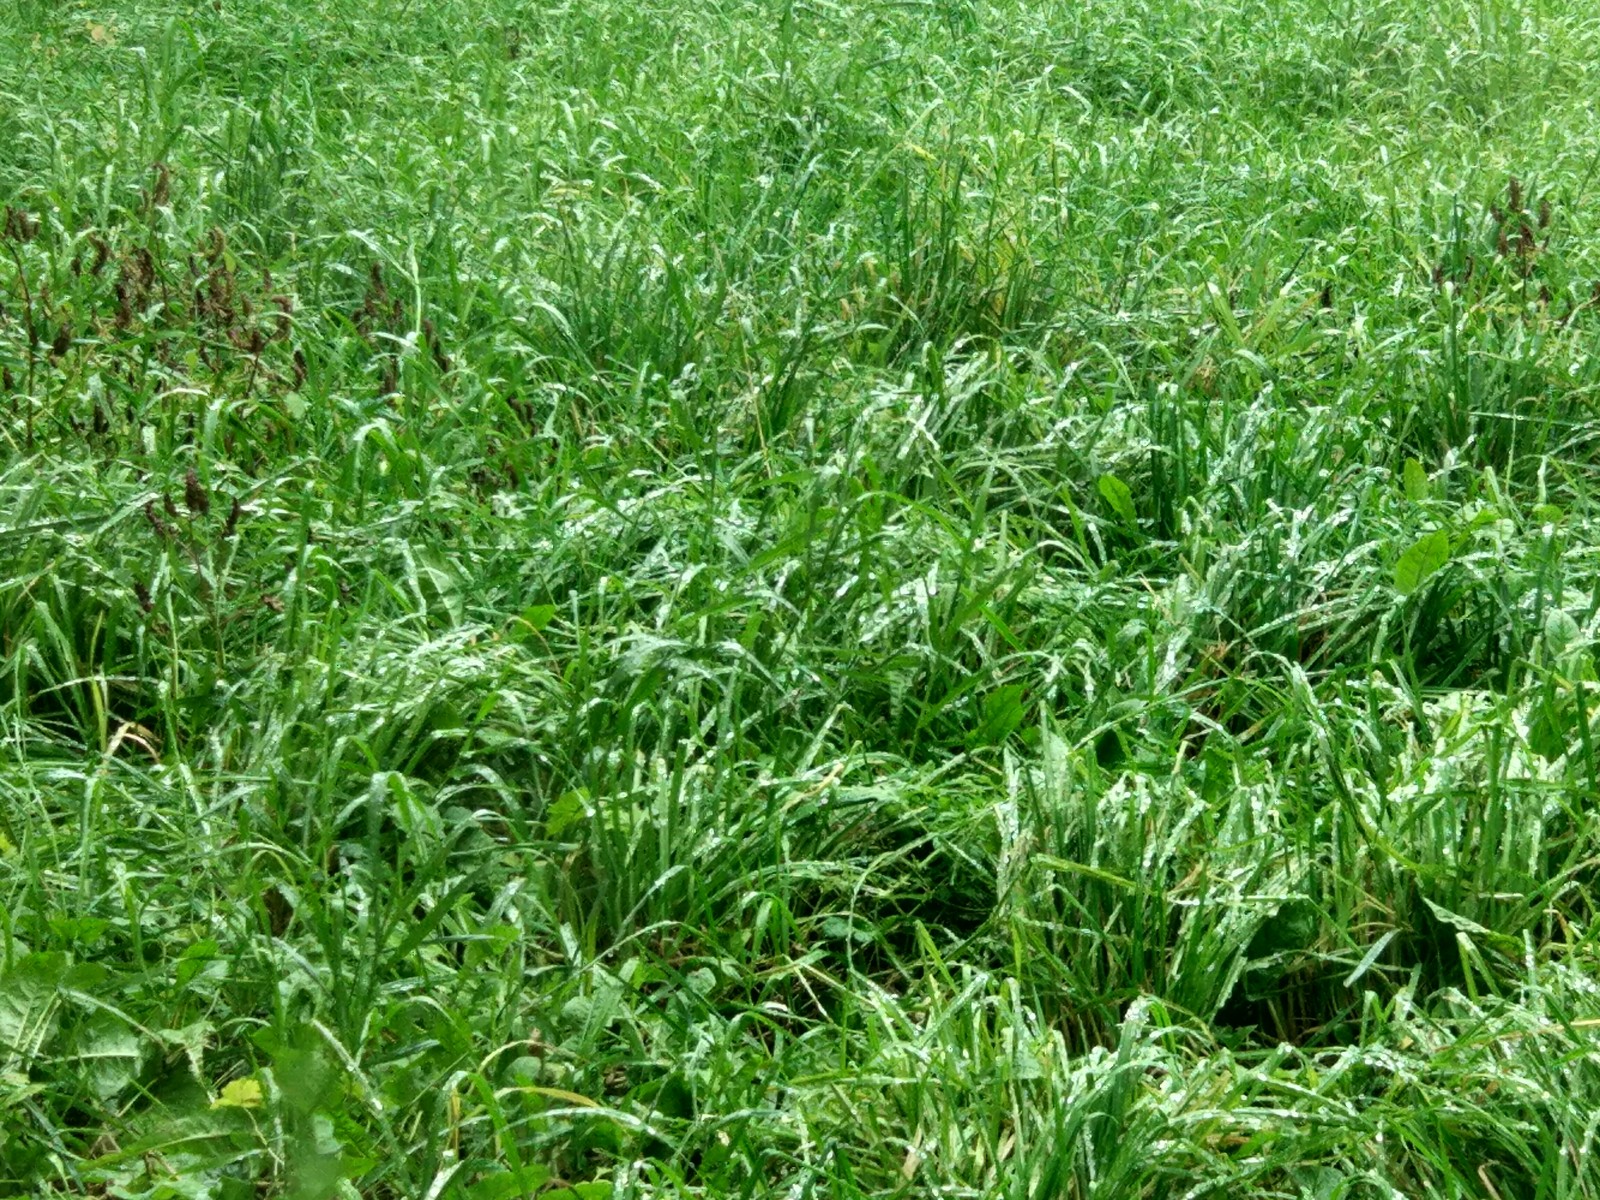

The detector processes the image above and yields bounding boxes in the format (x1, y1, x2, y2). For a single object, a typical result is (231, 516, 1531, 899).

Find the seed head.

(423, 318, 452, 374)
(184, 468, 210, 517)
(143, 500, 172, 538)
(1509, 176, 1523, 212)
(2, 207, 38, 243)
(150, 162, 171, 210)
(271, 295, 293, 341)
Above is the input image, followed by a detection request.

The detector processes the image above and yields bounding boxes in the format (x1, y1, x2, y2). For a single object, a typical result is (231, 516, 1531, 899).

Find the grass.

(3, 0, 1600, 1194)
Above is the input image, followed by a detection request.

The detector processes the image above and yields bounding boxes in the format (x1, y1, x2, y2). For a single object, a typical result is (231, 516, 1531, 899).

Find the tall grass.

(3, 0, 1600, 1195)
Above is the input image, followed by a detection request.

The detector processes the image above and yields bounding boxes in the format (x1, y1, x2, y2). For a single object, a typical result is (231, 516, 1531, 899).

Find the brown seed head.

(185, 468, 211, 516)
(1539, 198, 1552, 229)
(271, 295, 293, 341)
(2, 207, 38, 243)
(143, 500, 172, 538)
(1509, 176, 1523, 212)
(424, 318, 452, 374)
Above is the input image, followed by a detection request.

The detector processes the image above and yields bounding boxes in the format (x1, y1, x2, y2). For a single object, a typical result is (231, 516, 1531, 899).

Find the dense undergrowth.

(3, 0, 1600, 1196)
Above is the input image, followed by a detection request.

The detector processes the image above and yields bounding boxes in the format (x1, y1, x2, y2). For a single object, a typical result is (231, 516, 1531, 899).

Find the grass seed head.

(143, 500, 171, 538)
(116, 249, 155, 327)
(424, 317, 452, 374)
(150, 162, 171, 210)
(184, 468, 210, 517)
(271, 294, 293, 341)
(2, 206, 38, 243)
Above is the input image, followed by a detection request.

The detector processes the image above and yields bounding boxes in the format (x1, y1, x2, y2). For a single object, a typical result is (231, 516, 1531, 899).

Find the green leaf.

(1528, 696, 1571, 762)
(154, 1020, 211, 1080)
(176, 939, 221, 989)
(544, 1183, 613, 1200)
(1402, 457, 1429, 502)
(545, 791, 591, 839)
(0, 952, 70, 1071)
(971, 683, 1026, 748)
(212, 1077, 264, 1109)
(519, 603, 557, 633)
(1394, 529, 1450, 596)
(467, 1165, 553, 1200)
(1544, 608, 1581, 655)
(1096, 474, 1136, 525)
(73, 1012, 145, 1102)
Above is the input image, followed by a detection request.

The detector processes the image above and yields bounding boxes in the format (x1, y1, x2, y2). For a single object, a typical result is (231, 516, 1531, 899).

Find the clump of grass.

(3, 0, 1600, 1196)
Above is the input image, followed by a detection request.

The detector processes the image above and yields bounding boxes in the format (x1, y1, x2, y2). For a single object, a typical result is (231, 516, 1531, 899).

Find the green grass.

(3, 0, 1600, 1195)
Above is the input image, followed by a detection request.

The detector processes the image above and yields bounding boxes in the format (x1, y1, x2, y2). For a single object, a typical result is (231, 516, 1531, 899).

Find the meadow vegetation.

(4, 0, 1600, 1194)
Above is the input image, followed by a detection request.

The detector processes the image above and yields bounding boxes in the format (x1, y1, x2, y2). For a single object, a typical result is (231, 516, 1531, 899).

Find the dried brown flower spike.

(185, 468, 211, 517)
(2, 206, 38, 243)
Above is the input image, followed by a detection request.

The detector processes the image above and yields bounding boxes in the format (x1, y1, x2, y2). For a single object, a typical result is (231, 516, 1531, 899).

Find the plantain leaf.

(1394, 529, 1450, 596)
(1402, 457, 1429, 502)
(1097, 474, 1137, 525)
